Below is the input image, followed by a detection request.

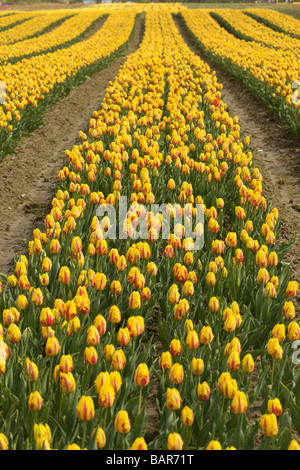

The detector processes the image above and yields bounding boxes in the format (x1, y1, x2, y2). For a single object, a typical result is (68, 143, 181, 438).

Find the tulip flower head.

(76, 395, 95, 421)
(115, 410, 131, 434)
(167, 433, 183, 450)
(260, 413, 278, 437)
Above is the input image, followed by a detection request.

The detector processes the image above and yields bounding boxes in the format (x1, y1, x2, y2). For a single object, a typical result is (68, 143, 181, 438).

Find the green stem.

(138, 387, 143, 415)
(81, 421, 88, 449)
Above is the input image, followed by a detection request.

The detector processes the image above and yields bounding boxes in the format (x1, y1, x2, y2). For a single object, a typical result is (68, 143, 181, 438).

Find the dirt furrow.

(0, 14, 145, 277)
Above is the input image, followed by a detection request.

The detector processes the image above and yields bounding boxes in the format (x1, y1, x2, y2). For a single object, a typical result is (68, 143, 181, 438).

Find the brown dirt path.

(0, 14, 145, 277)
(174, 15, 300, 309)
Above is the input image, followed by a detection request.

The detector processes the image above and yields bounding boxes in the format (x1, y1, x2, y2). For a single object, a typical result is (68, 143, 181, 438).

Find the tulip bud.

(117, 327, 131, 347)
(84, 346, 98, 365)
(147, 261, 157, 276)
(231, 390, 248, 414)
(93, 314, 106, 336)
(19, 274, 31, 292)
(167, 433, 183, 450)
(267, 398, 282, 416)
(285, 281, 299, 298)
(103, 344, 115, 360)
(183, 252, 194, 266)
(257, 268, 270, 285)
(288, 440, 300, 450)
(183, 280, 194, 296)
(218, 372, 232, 393)
(110, 279, 122, 296)
(283, 301, 296, 319)
(166, 387, 182, 410)
(206, 440, 222, 450)
(60, 372, 76, 394)
(16, 294, 28, 311)
(173, 298, 189, 320)
(267, 337, 283, 359)
(191, 357, 204, 375)
(264, 281, 276, 298)
(168, 285, 180, 304)
(111, 349, 126, 371)
(34, 423, 51, 450)
(76, 395, 95, 421)
(95, 372, 111, 395)
(169, 363, 184, 385)
(255, 249, 268, 268)
(222, 377, 238, 399)
(98, 384, 116, 408)
(116, 255, 127, 272)
(43, 326, 55, 340)
(7, 323, 21, 344)
(86, 325, 100, 346)
(159, 351, 172, 370)
(288, 321, 300, 341)
(108, 305, 122, 324)
(2, 309, 16, 325)
(134, 363, 150, 387)
(62, 300, 77, 321)
(208, 296, 219, 312)
(224, 314, 237, 333)
(268, 251, 278, 267)
(0, 433, 8, 450)
(184, 318, 194, 333)
(95, 427, 106, 450)
(127, 316, 142, 338)
(115, 410, 131, 434)
(7, 275, 17, 288)
(227, 351, 240, 371)
(131, 437, 148, 450)
(225, 232, 237, 247)
(95, 239, 107, 256)
(45, 336, 60, 356)
(197, 381, 210, 401)
(109, 371, 123, 393)
(181, 406, 194, 426)
(242, 353, 254, 373)
(272, 324, 285, 342)
(93, 272, 107, 291)
(185, 329, 200, 353)
(128, 291, 141, 310)
(28, 391, 43, 412)
(199, 325, 214, 344)
(260, 413, 278, 437)
(59, 354, 73, 373)
(24, 357, 39, 382)
(58, 266, 71, 284)
(39, 307, 55, 327)
(169, 339, 182, 356)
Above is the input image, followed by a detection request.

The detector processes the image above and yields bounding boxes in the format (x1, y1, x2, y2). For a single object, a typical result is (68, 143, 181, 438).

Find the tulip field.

(0, 2, 300, 451)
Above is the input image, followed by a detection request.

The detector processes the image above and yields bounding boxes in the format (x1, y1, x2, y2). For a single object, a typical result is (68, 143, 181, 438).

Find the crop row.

(178, 8, 300, 138)
(0, 9, 136, 160)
